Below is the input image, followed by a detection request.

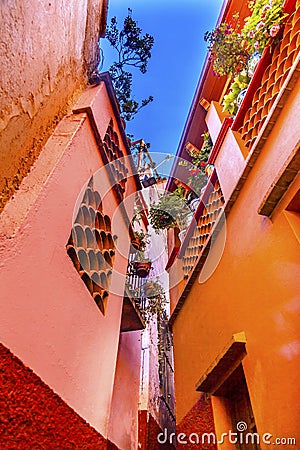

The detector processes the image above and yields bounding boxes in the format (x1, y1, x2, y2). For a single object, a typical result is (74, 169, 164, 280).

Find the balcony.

(204, 0, 300, 219)
(233, 3, 300, 151)
(121, 258, 147, 332)
(121, 289, 146, 332)
(169, 171, 225, 323)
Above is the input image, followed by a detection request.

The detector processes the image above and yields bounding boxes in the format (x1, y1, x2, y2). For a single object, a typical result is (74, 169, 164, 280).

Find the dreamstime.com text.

(157, 422, 297, 446)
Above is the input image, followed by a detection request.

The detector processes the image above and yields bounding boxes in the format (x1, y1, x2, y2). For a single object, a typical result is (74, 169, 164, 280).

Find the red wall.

(176, 395, 217, 450)
(0, 343, 107, 449)
(138, 410, 176, 450)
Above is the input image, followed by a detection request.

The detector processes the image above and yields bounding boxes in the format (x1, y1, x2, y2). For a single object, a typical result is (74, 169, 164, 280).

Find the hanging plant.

(148, 191, 191, 233)
(140, 278, 167, 324)
(131, 230, 150, 251)
(204, 15, 250, 76)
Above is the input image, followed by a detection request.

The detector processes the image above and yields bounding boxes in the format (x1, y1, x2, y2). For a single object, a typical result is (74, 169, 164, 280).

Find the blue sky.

(101, 0, 223, 170)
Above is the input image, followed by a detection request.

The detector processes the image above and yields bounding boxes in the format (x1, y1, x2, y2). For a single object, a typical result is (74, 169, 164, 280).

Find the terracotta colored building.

(166, 0, 300, 448)
(0, 4, 175, 448)
(0, 69, 150, 447)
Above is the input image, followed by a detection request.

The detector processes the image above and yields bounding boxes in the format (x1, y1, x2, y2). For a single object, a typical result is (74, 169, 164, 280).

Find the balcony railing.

(121, 253, 147, 332)
(233, 2, 300, 150)
(178, 171, 225, 281)
(169, 171, 225, 323)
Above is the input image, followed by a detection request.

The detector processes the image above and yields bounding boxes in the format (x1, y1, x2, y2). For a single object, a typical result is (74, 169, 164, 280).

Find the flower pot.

(144, 285, 155, 297)
(160, 214, 174, 229)
(178, 229, 187, 242)
(132, 261, 152, 278)
(189, 198, 201, 212)
(247, 51, 262, 78)
(131, 237, 142, 250)
(236, 88, 248, 108)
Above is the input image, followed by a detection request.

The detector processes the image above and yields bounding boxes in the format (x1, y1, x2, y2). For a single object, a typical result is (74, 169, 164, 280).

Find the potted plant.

(242, 0, 288, 54)
(142, 279, 164, 298)
(179, 135, 212, 198)
(204, 15, 250, 76)
(222, 70, 251, 115)
(140, 278, 167, 323)
(131, 251, 152, 278)
(149, 190, 191, 233)
(131, 230, 150, 251)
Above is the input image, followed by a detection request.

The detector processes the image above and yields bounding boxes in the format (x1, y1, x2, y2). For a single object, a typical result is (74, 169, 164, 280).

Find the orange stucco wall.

(0, 83, 139, 439)
(171, 74, 300, 444)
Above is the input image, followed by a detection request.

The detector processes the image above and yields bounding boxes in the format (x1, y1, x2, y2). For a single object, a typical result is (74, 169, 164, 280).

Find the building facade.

(0, 2, 177, 447)
(0, 72, 149, 448)
(167, 0, 300, 448)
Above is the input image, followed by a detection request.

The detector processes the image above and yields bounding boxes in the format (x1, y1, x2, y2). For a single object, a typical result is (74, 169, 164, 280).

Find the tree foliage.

(106, 14, 154, 121)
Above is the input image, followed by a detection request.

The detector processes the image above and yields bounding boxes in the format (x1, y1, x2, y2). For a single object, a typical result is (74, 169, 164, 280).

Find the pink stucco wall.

(0, 84, 137, 438)
(108, 331, 142, 450)
(214, 129, 247, 202)
(205, 101, 228, 144)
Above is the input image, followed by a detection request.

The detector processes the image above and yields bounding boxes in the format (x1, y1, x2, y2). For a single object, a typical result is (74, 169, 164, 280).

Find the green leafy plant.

(141, 278, 167, 324)
(242, 0, 288, 53)
(132, 230, 150, 251)
(187, 168, 208, 196)
(204, 16, 250, 76)
(133, 250, 151, 263)
(179, 134, 213, 197)
(126, 277, 167, 323)
(188, 133, 213, 166)
(149, 191, 191, 233)
(222, 70, 250, 115)
(106, 14, 154, 121)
